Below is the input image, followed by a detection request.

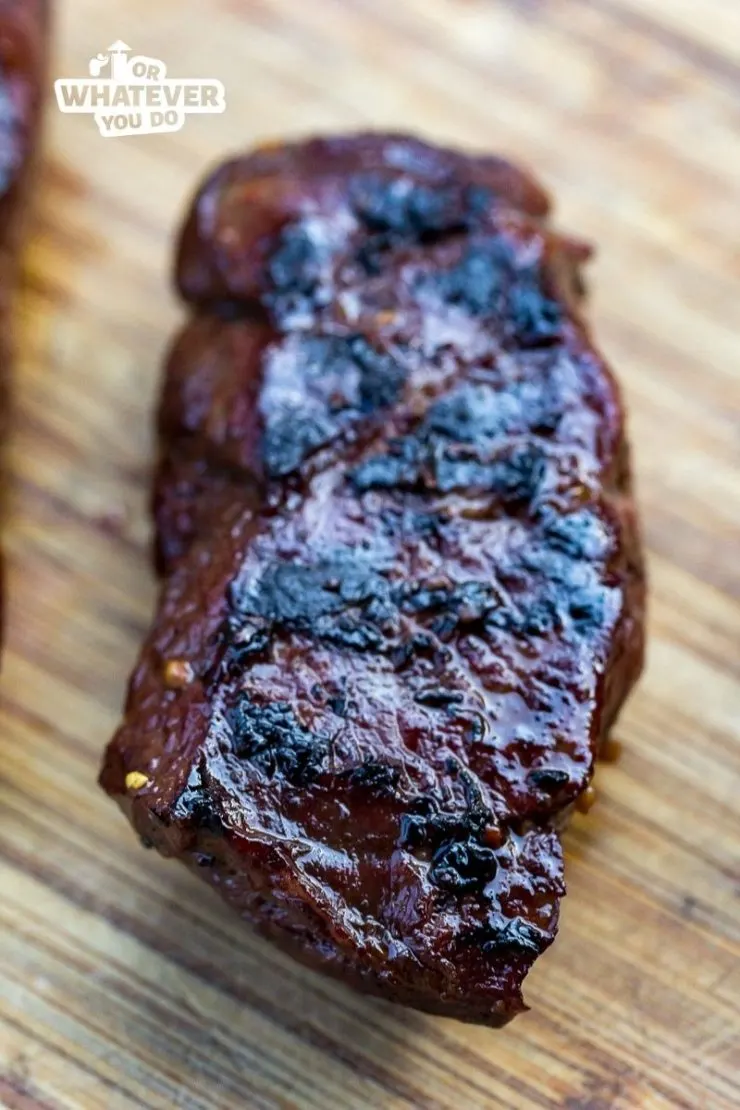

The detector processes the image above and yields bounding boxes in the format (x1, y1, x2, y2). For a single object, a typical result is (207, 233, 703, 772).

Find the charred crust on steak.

(470, 918, 546, 956)
(348, 174, 482, 238)
(103, 133, 646, 1027)
(229, 698, 329, 785)
(261, 334, 408, 479)
(341, 759, 402, 797)
(171, 764, 223, 833)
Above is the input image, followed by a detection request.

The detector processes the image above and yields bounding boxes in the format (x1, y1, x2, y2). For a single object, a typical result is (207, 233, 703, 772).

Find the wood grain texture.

(1, 0, 739, 1106)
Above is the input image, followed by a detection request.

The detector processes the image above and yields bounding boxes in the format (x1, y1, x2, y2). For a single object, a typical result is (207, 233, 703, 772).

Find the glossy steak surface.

(102, 134, 646, 1024)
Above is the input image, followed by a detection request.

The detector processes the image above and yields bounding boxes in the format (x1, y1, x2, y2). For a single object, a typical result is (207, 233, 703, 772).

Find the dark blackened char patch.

(400, 767, 494, 854)
(351, 434, 547, 509)
(568, 586, 608, 632)
(265, 223, 329, 324)
(348, 359, 559, 505)
(541, 508, 610, 561)
(418, 238, 562, 346)
(356, 235, 394, 278)
(401, 580, 504, 646)
(262, 335, 408, 479)
(414, 687, 465, 708)
(266, 172, 497, 312)
(350, 174, 463, 237)
(230, 555, 400, 654)
(172, 765, 223, 832)
(349, 177, 494, 275)
(425, 384, 513, 441)
(230, 697, 328, 784)
(349, 437, 421, 493)
(353, 339, 408, 411)
(528, 767, 571, 792)
(264, 409, 336, 480)
(308, 616, 385, 653)
(328, 692, 349, 717)
(224, 625, 271, 669)
(419, 241, 509, 315)
(343, 760, 402, 796)
(231, 558, 386, 623)
(403, 580, 503, 642)
(398, 533, 609, 644)
(398, 809, 430, 850)
(510, 526, 614, 639)
(351, 174, 492, 236)
(429, 838, 498, 893)
(389, 629, 439, 671)
(498, 596, 561, 638)
(400, 768, 500, 894)
(224, 511, 611, 703)
(424, 381, 562, 444)
(452, 762, 495, 835)
(510, 282, 562, 347)
(476, 918, 545, 956)
(434, 443, 547, 502)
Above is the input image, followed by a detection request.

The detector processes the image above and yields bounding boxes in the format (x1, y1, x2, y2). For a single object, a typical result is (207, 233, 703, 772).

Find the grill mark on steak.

(350, 176, 494, 278)
(265, 174, 496, 322)
(263, 179, 493, 324)
(153, 291, 614, 569)
(223, 485, 614, 680)
(414, 236, 562, 348)
(350, 436, 549, 503)
(102, 133, 646, 1027)
(260, 334, 408, 479)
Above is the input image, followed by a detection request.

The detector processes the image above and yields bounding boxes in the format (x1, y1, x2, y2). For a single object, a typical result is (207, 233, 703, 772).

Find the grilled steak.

(102, 134, 646, 1025)
(0, 0, 49, 632)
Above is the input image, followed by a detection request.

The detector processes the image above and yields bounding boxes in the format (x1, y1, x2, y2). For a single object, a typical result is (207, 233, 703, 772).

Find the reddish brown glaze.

(0, 0, 48, 634)
(102, 134, 646, 1025)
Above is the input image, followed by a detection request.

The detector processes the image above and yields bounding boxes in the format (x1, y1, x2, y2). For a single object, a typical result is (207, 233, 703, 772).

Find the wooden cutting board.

(1, 1, 739, 1107)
